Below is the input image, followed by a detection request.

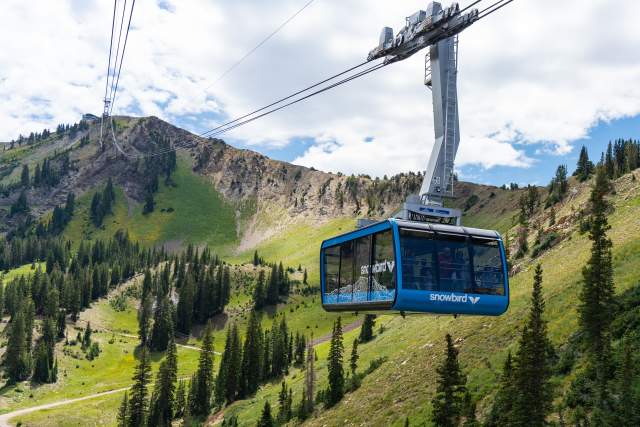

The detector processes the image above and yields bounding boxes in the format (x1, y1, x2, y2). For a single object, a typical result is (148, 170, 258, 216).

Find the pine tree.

(253, 270, 266, 310)
(142, 193, 155, 215)
(303, 268, 308, 285)
(484, 352, 515, 427)
(21, 164, 30, 188)
(240, 310, 263, 397)
(148, 335, 177, 426)
(83, 321, 93, 349)
(222, 266, 231, 307)
(350, 338, 359, 377)
(266, 265, 279, 305)
(326, 317, 345, 407)
(138, 293, 152, 348)
(174, 380, 186, 418)
(150, 295, 172, 352)
(4, 302, 31, 383)
(359, 314, 375, 343)
(615, 338, 640, 426)
(304, 339, 315, 414)
(431, 334, 466, 427)
(118, 392, 129, 427)
(511, 264, 553, 427)
(605, 142, 615, 179)
(461, 391, 479, 427)
(277, 381, 292, 424)
(176, 273, 195, 334)
(216, 323, 242, 404)
(578, 166, 615, 422)
(253, 250, 260, 266)
(575, 146, 595, 182)
(128, 347, 152, 427)
(257, 401, 274, 427)
(191, 322, 214, 417)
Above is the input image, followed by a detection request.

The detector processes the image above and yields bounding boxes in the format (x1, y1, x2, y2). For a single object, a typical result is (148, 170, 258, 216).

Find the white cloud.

(1, 0, 639, 179)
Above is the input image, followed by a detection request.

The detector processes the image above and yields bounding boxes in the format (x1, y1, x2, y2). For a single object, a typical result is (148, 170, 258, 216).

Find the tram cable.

(109, 59, 385, 159)
(99, 0, 119, 148)
(104, 0, 516, 159)
(206, 61, 387, 138)
(205, 0, 317, 90)
(109, 0, 137, 116)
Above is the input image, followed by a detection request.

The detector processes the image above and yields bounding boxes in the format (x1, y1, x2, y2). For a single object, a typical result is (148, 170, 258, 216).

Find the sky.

(1, 0, 639, 187)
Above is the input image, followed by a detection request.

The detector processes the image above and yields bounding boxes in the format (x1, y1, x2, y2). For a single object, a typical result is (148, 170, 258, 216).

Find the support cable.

(205, 0, 316, 90)
(99, 0, 119, 148)
(109, 0, 137, 115)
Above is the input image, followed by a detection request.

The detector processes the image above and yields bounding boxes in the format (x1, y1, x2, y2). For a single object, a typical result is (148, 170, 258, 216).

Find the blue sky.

(1, 0, 639, 188)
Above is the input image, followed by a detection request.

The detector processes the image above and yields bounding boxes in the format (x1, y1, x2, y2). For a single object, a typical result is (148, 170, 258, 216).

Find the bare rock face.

(0, 115, 519, 243)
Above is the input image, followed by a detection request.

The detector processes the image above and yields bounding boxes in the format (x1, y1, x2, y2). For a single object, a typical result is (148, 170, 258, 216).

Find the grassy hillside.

(64, 156, 239, 253)
(8, 172, 640, 426)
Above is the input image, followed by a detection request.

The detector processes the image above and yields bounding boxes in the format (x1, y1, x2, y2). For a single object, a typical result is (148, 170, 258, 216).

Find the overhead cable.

(205, 0, 317, 90)
(109, 0, 137, 115)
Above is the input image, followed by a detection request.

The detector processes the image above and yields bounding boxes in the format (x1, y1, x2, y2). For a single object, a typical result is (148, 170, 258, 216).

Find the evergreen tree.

(10, 190, 29, 216)
(118, 392, 129, 427)
(462, 391, 479, 427)
(326, 317, 345, 407)
(253, 250, 260, 266)
(605, 141, 615, 179)
(257, 401, 274, 427)
(512, 264, 554, 426)
(431, 334, 466, 427)
(128, 347, 152, 427)
(143, 193, 155, 215)
(150, 295, 172, 352)
(176, 273, 194, 334)
(240, 310, 263, 397)
(350, 338, 359, 377)
(138, 293, 152, 348)
(277, 381, 293, 424)
(253, 270, 266, 310)
(578, 166, 615, 422)
(175, 380, 187, 418)
(575, 146, 595, 182)
(216, 323, 242, 404)
(484, 352, 515, 427)
(266, 265, 279, 305)
(21, 164, 30, 188)
(4, 302, 31, 383)
(83, 322, 93, 348)
(148, 336, 177, 426)
(303, 268, 308, 285)
(359, 314, 375, 343)
(615, 339, 639, 426)
(190, 322, 214, 417)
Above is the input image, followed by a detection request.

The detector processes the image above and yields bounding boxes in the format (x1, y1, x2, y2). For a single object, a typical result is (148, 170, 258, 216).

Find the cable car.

(320, 219, 509, 315)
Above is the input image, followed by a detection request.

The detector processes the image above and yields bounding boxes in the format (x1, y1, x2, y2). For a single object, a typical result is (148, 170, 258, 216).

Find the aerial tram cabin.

(320, 219, 509, 315)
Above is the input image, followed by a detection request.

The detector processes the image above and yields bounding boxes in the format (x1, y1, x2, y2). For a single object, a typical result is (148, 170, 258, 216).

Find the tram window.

(353, 235, 372, 302)
(436, 234, 471, 293)
(399, 229, 437, 291)
(324, 245, 340, 303)
(339, 240, 355, 302)
(471, 239, 505, 296)
(371, 230, 396, 301)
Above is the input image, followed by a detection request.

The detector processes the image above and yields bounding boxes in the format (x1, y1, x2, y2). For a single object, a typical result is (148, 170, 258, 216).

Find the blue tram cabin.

(320, 219, 509, 315)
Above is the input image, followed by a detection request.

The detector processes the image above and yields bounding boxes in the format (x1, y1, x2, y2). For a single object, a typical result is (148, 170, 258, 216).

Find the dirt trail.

(0, 386, 130, 427)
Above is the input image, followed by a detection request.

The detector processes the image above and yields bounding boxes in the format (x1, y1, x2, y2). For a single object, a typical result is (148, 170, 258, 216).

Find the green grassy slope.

(64, 157, 238, 253)
(208, 173, 640, 426)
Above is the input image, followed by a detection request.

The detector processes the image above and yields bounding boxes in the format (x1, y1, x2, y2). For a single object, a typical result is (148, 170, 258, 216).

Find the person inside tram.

(438, 246, 453, 288)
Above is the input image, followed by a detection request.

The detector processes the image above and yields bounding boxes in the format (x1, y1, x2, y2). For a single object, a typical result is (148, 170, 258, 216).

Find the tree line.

(2, 230, 166, 384)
